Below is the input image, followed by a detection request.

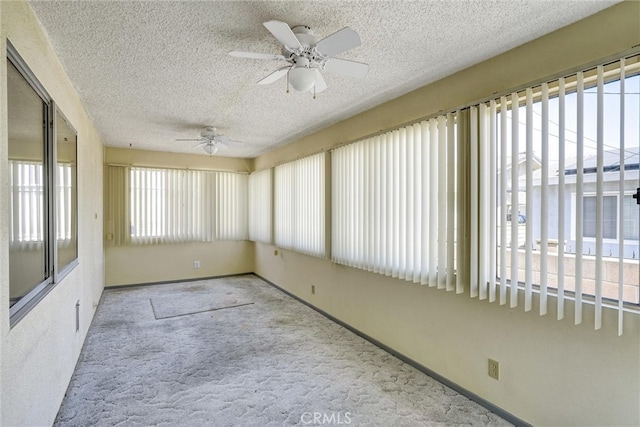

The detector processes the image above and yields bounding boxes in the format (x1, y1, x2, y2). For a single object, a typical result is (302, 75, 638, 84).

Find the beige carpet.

(54, 275, 512, 426)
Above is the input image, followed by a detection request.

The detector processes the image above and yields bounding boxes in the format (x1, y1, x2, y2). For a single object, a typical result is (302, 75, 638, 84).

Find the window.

(331, 114, 462, 289)
(107, 165, 247, 245)
(274, 153, 325, 257)
(9, 161, 76, 248)
(7, 42, 78, 324)
(248, 168, 272, 244)
(583, 195, 617, 239)
(580, 194, 639, 242)
(474, 54, 640, 335)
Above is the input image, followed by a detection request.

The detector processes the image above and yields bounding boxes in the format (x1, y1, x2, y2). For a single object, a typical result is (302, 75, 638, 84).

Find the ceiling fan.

(229, 20, 368, 95)
(176, 126, 242, 155)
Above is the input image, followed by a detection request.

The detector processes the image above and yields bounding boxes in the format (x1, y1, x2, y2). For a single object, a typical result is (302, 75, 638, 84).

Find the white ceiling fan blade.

(217, 135, 244, 146)
(324, 57, 369, 78)
(313, 69, 327, 93)
(176, 138, 204, 142)
(257, 67, 289, 85)
(315, 27, 361, 57)
(263, 20, 302, 49)
(229, 51, 285, 61)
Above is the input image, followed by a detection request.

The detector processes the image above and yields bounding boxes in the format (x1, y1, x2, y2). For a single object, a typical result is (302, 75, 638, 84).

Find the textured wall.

(253, 3, 640, 426)
(0, 2, 105, 425)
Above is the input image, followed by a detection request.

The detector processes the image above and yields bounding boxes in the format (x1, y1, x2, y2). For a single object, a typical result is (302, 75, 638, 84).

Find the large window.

(248, 168, 272, 244)
(274, 153, 325, 257)
(106, 165, 247, 245)
(332, 115, 462, 289)
(473, 54, 640, 335)
(8, 42, 78, 324)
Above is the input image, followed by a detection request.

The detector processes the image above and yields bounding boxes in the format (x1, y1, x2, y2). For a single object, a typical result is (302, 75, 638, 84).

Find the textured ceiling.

(29, 0, 618, 158)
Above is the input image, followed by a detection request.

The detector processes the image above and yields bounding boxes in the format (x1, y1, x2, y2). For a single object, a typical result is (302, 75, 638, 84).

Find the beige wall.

(253, 3, 640, 426)
(0, 2, 105, 426)
(104, 147, 254, 287)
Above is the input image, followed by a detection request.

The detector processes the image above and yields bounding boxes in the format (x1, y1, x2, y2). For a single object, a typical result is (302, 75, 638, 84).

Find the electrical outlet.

(194, 261, 200, 269)
(311, 285, 316, 295)
(488, 359, 500, 380)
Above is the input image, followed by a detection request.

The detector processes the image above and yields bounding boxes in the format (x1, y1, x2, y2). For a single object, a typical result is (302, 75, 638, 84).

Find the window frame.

(573, 192, 640, 243)
(53, 108, 79, 282)
(7, 40, 79, 326)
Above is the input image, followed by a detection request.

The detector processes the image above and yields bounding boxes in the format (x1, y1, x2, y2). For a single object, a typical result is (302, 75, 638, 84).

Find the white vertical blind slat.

(525, 88, 534, 312)
(557, 78, 566, 321)
(421, 122, 430, 285)
(429, 120, 438, 286)
(446, 114, 456, 292)
(594, 65, 604, 330)
(510, 92, 519, 308)
(540, 83, 550, 316)
(617, 60, 626, 336)
(488, 101, 497, 302)
(575, 72, 585, 325)
(470, 106, 479, 298)
(499, 96, 509, 305)
(437, 116, 448, 289)
(456, 111, 466, 294)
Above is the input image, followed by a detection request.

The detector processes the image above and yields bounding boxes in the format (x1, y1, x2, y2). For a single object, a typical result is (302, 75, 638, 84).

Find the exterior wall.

(504, 248, 639, 303)
(531, 171, 640, 258)
(104, 147, 254, 287)
(0, 2, 105, 426)
(253, 3, 640, 426)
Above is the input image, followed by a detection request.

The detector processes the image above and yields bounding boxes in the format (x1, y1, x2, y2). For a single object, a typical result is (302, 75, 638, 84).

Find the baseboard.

(253, 273, 531, 427)
(104, 272, 255, 290)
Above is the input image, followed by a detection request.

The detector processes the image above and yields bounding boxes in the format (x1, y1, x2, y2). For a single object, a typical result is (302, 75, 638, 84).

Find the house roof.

(564, 149, 640, 175)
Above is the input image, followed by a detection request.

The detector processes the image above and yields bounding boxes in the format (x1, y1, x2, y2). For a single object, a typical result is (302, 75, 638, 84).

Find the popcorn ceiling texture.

(29, 1, 617, 158)
(54, 275, 513, 426)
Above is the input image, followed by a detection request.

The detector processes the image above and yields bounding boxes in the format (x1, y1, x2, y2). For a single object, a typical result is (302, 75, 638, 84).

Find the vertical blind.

(9, 160, 45, 249)
(472, 55, 640, 335)
(248, 168, 272, 243)
(56, 163, 74, 246)
(332, 113, 464, 288)
(274, 153, 325, 257)
(106, 165, 247, 245)
(9, 160, 74, 248)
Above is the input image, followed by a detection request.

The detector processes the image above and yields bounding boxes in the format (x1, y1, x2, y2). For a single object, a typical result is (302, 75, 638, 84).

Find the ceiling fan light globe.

(289, 67, 316, 92)
(203, 144, 218, 155)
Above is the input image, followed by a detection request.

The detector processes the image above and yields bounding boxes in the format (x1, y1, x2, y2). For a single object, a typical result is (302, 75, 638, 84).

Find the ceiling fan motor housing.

(201, 126, 219, 138)
(291, 25, 316, 46)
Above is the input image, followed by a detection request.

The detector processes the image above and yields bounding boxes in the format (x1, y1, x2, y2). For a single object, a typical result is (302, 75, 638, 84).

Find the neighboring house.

(531, 149, 640, 259)
(497, 152, 541, 248)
